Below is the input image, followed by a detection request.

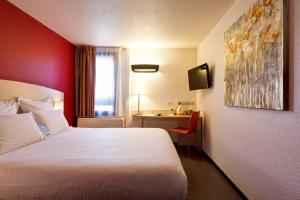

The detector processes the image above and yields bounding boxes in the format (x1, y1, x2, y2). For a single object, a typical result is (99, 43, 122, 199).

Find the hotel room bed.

(0, 128, 187, 200)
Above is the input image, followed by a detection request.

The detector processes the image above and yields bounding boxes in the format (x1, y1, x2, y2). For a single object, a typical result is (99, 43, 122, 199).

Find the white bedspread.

(0, 128, 187, 200)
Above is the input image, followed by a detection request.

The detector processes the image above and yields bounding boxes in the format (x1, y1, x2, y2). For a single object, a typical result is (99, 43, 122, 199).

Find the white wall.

(197, 0, 300, 199)
(128, 48, 197, 126)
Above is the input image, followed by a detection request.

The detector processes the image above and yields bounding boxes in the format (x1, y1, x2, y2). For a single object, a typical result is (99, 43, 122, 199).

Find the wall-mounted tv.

(188, 63, 211, 90)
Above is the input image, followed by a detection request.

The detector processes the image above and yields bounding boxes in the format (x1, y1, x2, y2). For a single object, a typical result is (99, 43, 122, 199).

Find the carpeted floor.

(177, 147, 245, 200)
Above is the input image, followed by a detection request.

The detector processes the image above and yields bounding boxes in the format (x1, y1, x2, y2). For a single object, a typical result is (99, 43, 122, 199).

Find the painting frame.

(224, 0, 289, 111)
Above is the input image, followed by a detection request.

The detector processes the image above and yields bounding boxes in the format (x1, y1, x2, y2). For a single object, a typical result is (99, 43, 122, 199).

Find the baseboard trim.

(201, 151, 248, 200)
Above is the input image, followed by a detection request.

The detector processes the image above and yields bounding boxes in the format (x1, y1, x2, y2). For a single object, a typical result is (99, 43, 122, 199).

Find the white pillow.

(32, 110, 69, 136)
(0, 100, 18, 116)
(0, 113, 44, 155)
(18, 97, 53, 113)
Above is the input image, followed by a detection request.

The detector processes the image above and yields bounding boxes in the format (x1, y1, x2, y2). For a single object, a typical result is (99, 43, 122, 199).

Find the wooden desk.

(133, 114, 192, 128)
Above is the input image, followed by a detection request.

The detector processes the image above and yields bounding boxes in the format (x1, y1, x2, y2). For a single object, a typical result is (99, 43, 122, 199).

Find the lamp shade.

(131, 64, 159, 73)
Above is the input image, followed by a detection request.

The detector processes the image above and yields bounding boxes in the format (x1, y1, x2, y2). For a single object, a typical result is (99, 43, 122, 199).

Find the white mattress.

(0, 128, 187, 200)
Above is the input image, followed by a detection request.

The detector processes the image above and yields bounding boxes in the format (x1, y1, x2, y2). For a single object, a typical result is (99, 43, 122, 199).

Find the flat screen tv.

(188, 63, 210, 90)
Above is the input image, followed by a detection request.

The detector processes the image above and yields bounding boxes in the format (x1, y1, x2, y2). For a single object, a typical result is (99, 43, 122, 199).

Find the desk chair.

(169, 111, 199, 157)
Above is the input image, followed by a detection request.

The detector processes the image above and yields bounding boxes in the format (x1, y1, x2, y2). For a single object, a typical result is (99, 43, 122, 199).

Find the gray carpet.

(178, 147, 244, 200)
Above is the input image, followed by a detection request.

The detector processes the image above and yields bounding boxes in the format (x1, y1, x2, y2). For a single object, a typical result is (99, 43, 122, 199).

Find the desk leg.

(196, 118, 202, 151)
(141, 117, 144, 128)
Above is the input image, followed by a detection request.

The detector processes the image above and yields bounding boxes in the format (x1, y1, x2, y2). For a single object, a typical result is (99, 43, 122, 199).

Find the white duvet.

(0, 128, 187, 200)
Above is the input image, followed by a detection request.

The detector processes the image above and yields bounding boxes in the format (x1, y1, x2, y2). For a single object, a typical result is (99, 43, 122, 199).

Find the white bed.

(0, 128, 187, 200)
(0, 79, 187, 200)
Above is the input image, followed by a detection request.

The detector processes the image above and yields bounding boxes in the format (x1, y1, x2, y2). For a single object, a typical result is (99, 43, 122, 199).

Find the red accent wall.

(0, 1, 75, 125)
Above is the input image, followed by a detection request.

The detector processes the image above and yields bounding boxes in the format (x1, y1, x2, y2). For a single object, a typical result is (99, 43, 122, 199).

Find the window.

(94, 54, 116, 116)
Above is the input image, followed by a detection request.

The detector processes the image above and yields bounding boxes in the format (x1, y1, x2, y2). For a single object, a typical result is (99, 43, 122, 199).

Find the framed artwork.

(224, 0, 288, 110)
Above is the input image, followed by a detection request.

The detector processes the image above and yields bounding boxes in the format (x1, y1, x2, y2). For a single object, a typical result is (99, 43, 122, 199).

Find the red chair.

(169, 111, 199, 156)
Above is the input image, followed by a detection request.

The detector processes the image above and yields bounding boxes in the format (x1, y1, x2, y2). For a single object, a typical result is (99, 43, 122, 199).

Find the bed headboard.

(0, 79, 64, 106)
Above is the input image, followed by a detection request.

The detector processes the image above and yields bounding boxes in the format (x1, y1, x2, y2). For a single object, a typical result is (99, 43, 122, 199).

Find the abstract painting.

(224, 0, 288, 110)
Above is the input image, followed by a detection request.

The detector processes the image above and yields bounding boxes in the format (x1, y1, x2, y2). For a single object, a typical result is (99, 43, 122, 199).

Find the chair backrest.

(188, 111, 200, 132)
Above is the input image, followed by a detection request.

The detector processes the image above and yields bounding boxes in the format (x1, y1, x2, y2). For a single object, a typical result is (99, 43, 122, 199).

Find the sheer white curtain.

(95, 47, 129, 117)
(115, 48, 129, 117)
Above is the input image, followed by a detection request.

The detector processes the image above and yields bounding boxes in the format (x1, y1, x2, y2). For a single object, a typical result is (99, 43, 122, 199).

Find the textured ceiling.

(8, 0, 235, 48)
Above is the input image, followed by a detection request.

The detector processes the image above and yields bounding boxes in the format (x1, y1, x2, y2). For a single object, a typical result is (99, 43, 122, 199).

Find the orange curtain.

(75, 46, 96, 117)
